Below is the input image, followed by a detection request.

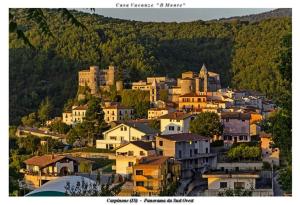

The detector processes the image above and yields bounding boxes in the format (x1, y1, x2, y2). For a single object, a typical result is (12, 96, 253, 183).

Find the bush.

(211, 140, 224, 147)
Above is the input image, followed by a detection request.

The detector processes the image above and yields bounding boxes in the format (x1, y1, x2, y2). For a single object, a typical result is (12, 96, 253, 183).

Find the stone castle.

(78, 65, 123, 95)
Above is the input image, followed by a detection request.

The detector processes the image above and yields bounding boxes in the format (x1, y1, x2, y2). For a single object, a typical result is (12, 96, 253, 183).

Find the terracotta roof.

(157, 133, 209, 142)
(136, 156, 170, 166)
(73, 105, 88, 110)
(159, 111, 194, 120)
(103, 105, 133, 110)
(24, 155, 92, 168)
(148, 108, 169, 111)
(179, 93, 207, 98)
(221, 112, 251, 120)
(117, 141, 154, 151)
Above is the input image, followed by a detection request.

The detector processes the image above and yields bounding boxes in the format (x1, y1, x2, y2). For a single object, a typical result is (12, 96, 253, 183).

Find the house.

(103, 105, 134, 123)
(22, 154, 93, 189)
(159, 111, 195, 135)
(155, 133, 217, 178)
(115, 141, 156, 176)
(96, 122, 158, 150)
(178, 93, 207, 112)
(147, 108, 170, 119)
(62, 111, 72, 125)
(260, 132, 280, 166)
(221, 112, 251, 145)
(202, 170, 273, 196)
(132, 156, 181, 196)
(62, 104, 88, 125)
(72, 105, 88, 124)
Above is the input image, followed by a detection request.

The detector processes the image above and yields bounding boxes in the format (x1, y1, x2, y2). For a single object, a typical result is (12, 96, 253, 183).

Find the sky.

(77, 8, 275, 22)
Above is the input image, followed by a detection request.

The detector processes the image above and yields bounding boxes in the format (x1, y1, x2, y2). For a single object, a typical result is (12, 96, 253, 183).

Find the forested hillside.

(9, 9, 292, 125)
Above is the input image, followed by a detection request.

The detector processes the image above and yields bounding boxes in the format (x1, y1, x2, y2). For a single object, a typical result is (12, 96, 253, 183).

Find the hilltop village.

(14, 64, 281, 196)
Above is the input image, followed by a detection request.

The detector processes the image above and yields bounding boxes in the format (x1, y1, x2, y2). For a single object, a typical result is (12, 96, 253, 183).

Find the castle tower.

(150, 79, 159, 103)
(89, 66, 99, 94)
(199, 64, 208, 92)
(106, 65, 116, 86)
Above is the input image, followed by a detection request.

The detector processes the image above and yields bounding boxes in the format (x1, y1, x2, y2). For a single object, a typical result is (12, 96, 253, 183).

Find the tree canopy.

(189, 112, 223, 138)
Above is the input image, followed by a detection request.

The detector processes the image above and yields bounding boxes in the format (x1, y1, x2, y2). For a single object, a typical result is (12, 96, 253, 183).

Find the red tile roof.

(73, 105, 88, 110)
(24, 155, 93, 168)
(136, 156, 170, 166)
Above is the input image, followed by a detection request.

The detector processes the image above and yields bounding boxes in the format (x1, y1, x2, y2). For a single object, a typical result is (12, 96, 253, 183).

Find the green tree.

(278, 165, 292, 193)
(21, 112, 39, 127)
(17, 135, 41, 155)
(49, 121, 71, 134)
(149, 119, 160, 131)
(121, 90, 150, 118)
(189, 112, 223, 138)
(38, 97, 53, 125)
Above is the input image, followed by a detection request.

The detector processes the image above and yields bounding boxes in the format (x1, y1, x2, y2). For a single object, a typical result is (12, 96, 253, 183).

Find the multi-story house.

(96, 122, 158, 150)
(155, 133, 217, 178)
(115, 141, 156, 176)
(62, 105, 88, 125)
(147, 108, 170, 119)
(71, 105, 88, 124)
(103, 105, 134, 123)
(132, 156, 181, 196)
(22, 154, 93, 189)
(178, 93, 207, 112)
(202, 170, 273, 196)
(221, 112, 251, 145)
(159, 111, 195, 135)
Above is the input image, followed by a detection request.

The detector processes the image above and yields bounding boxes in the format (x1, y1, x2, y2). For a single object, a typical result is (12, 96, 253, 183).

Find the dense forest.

(9, 9, 292, 125)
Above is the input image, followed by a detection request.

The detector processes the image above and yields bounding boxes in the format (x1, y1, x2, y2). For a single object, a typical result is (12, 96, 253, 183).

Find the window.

(244, 136, 248, 141)
(169, 126, 175, 131)
(121, 127, 123, 131)
(190, 149, 192, 157)
(205, 148, 209, 153)
(177, 126, 181, 131)
(234, 182, 245, 189)
(179, 150, 182, 158)
(128, 162, 134, 167)
(110, 136, 117, 140)
(239, 136, 243, 141)
(124, 126, 127, 131)
(136, 181, 144, 186)
(220, 182, 227, 188)
(159, 141, 163, 146)
(140, 151, 145, 156)
(194, 149, 198, 154)
(235, 167, 239, 171)
(128, 151, 134, 156)
(136, 170, 143, 175)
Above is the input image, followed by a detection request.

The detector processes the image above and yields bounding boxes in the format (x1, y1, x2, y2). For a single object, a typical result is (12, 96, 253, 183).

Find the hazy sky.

(77, 8, 275, 22)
